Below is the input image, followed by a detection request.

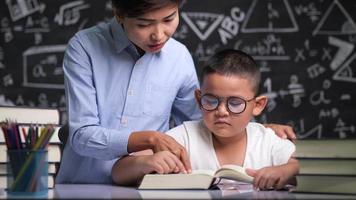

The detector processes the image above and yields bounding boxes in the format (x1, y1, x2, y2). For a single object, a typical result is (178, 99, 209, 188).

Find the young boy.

(111, 49, 299, 190)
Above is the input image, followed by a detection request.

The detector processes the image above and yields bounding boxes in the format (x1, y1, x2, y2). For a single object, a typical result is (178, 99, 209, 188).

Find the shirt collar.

(109, 17, 134, 54)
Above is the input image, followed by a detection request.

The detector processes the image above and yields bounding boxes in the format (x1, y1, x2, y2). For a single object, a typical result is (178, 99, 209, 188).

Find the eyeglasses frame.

(198, 92, 256, 114)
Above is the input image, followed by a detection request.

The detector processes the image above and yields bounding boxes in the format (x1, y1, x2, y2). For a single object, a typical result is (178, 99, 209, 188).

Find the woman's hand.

(264, 124, 296, 141)
(139, 151, 185, 175)
(128, 131, 191, 173)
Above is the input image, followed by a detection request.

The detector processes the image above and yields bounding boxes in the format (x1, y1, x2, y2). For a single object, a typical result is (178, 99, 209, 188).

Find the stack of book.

(0, 106, 62, 189)
(293, 139, 356, 195)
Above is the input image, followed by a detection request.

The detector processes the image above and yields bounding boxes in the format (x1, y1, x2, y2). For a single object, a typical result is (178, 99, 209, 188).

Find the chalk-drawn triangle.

(313, 0, 356, 35)
(241, 0, 298, 33)
(333, 52, 356, 83)
(297, 124, 323, 139)
(181, 12, 224, 41)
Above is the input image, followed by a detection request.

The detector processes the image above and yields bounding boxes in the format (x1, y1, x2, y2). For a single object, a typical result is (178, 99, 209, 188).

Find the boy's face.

(196, 73, 267, 139)
(118, 3, 179, 53)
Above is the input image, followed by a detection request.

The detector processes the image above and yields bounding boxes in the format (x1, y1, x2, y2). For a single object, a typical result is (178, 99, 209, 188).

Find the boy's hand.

(128, 131, 191, 173)
(246, 166, 289, 190)
(140, 151, 185, 174)
(264, 124, 296, 141)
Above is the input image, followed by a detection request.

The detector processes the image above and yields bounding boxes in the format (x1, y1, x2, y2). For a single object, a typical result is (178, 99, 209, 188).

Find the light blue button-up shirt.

(56, 18, 201, 184)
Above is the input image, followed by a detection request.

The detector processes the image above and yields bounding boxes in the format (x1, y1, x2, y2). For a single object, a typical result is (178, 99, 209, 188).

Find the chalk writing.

(0, 0, 355, 138)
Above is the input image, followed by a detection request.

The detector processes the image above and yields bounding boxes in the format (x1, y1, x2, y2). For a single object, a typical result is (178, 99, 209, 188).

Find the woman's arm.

(111, 150, 185, 186)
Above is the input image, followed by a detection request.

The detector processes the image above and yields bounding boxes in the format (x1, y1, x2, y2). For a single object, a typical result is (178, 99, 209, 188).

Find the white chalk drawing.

(298, 124, 323, 139)
(334, 118, 355, 139)
(333, 52, 356, 83)
(218, 7, 245, 44)
(2, 74, 14, 87)
(6, 0, 45, 22)
(278, 75, 305, 107)
(328, 36, 354, 70)
(234, 34, 289, 60)
(173, 24, 189, 39)
(241, 0, 298, 33)
(259, 61, 271, 72)
(13, 25, 23, 31)
(322, 47, 332, 61)
(288, 75, 305, 108)
(340, 94, 351, 100)
(24, 16, 50, 33)
(0, 47, 4, 69)
(34, 32, 42, 44)
(309, 80, 331, 106)
(105, 0, 112, 11)
(261, 78, 277, 112)
(194, 43, 220, 62)
(0, 94, 15, 106)
(307, 63, 326, 79)
(181, 12, 224, 41)
(38, 93, 48, 107)
(1, 17, 14, 43)
(313, 0, 356, 35)
(15, 94, 25, 105)
(294, 44, 318, 63)
(78, 18, 89, 31)
(294, 2, 321, 23)
(23, 45, 66, 89)
(319, 108, 339, 119)
(54, 1, 90, 26)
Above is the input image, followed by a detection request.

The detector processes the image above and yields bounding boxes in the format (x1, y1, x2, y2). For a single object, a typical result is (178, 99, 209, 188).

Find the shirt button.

(128, 90, 134, 96)
(121, 118, 128, 125)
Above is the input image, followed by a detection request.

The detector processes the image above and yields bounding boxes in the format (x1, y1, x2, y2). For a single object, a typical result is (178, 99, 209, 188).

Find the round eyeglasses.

(199, 93, 255, 114)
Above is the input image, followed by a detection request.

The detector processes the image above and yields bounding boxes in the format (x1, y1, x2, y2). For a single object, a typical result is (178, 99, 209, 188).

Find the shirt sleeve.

(63, 35, 129, 160)
(269, 129, 296, 165)
(170, 47, 201, 126)
(165, 124, 188, 149)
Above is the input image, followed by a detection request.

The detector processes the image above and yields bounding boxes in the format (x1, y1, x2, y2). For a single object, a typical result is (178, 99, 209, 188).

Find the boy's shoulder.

(247, 122, 281, 137)
(247, 122, 274, 137)
(167, 120, 203, 135)
(247, 122, 294, 145)
(167, 120, 209, 140)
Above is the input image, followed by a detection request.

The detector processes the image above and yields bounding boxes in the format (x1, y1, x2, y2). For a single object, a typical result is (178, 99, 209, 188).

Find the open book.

(138, 164, 253, 190)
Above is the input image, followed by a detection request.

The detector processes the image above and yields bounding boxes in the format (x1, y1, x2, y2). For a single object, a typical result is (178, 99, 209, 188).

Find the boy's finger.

(170, 154, 186, 173)
(245, 168, 256, 177)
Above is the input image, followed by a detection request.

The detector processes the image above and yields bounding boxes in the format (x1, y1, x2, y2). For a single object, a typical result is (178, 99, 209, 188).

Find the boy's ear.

(252, 95, 268, 116)
(194, 89, 201, 107)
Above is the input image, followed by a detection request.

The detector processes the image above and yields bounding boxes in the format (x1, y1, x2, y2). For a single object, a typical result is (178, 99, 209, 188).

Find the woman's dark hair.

(112, 0, 182, 18)
(201, 49, 261, 95)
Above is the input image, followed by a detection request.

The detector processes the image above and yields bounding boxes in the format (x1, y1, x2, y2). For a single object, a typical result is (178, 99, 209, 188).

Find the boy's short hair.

(112, 0, 182, 18)
(201, 49, 261, 95)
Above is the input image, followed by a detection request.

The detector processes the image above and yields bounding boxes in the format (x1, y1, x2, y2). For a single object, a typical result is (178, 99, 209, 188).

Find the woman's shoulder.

(69, 21, 110, 44)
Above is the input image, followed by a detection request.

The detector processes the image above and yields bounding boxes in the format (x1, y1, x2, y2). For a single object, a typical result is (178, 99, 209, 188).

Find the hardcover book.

(138, 164, 253, 190)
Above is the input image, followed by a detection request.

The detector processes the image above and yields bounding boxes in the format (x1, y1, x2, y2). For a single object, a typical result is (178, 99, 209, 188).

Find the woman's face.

(119, 3, 179, 53)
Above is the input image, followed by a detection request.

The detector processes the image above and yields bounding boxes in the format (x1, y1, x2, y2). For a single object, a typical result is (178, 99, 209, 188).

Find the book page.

(191, 169, 215, 176)
(214, 165, 253, 183)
